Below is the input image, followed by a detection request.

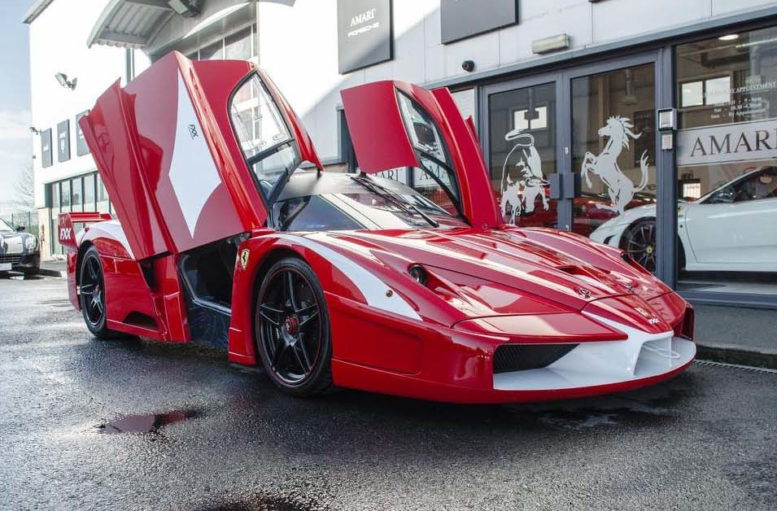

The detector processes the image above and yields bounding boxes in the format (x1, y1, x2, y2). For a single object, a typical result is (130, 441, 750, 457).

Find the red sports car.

(59, 53, 695, 404)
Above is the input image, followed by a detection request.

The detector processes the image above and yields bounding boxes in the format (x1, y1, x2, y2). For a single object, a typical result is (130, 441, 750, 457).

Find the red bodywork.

(62, 53, 695, 404)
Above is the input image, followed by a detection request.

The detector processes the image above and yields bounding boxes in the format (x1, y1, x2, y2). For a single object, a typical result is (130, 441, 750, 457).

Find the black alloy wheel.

(622, 218, 657, 273)
(255, 257, 332, 396)
(79, 246, 113, 338)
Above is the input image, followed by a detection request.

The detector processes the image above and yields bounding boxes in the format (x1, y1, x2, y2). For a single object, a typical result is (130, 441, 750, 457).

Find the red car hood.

(306, 227, 675, 333)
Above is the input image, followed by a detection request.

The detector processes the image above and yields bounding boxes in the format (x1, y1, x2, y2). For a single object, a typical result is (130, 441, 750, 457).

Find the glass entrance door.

(488, 80, 559, 228)
(484, 56, 664, 273)
(571, 62, 658, 270)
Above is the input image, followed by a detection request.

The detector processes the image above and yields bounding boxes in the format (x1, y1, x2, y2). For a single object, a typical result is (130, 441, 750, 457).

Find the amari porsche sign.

(337, 0, 392, 74)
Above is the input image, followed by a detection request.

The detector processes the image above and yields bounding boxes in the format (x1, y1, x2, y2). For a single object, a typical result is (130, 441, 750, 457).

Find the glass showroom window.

(71, 177, 83, 213)
(83, 173, 96, 212)
(96, 174, 110, 214)
(572, 64, 657, 268)
(675, 27, 777, 294)
(50, 182, 60, 255)
(188, 25, 256, 62)
(488, 82, 558, 227)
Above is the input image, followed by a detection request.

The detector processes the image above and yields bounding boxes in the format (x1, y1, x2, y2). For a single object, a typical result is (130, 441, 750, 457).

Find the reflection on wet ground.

(98, 409, 201, 434)
(4, 276, 775, 510)
(199, 493, 322, 511)
(515, 382, 687, 430)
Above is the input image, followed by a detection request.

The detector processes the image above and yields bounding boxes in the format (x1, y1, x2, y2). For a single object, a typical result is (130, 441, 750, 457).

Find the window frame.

(227, 71, 304, 217)
(394, 90, 465, 220)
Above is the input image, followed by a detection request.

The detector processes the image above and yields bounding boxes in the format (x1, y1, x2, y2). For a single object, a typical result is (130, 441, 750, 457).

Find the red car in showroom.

(59, 52, 694, 404)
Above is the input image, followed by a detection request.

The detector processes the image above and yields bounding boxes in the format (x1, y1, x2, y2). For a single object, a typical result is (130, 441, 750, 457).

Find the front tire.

(79, 246, 113, 339)
(254, 257, 333, 397)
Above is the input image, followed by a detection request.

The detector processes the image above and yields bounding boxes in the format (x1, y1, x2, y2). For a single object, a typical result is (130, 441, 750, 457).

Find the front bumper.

(0, 252, 40, 272)
(328, 295, 695, 404)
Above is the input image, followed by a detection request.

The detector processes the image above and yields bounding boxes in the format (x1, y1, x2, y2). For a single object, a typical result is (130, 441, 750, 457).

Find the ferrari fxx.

(60, 53, 695, 403)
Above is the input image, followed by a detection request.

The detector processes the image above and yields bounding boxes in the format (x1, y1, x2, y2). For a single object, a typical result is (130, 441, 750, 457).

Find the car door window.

(732, 168, 777, 202)
(230, 74, 300, 197)
(395, 92, 462, 215)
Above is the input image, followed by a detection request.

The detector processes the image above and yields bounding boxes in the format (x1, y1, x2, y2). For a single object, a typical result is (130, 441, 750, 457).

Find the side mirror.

(16, 225, 26, 232)
(708, 188, 734, 204)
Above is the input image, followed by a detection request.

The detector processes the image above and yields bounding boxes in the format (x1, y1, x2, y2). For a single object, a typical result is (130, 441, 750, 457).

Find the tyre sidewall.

(80, 246, 109, 337)
(255, 257, 332, 396)
(623, 218, 656, 272)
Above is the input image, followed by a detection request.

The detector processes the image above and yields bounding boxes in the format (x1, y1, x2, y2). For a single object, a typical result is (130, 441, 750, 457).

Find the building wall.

(27, 0, 777, 259)
(244, 0, 777, 163)
(28, 0, 148, 257)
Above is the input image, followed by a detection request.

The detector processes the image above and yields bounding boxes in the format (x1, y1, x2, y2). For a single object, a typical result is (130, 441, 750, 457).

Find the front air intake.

(492, 344, 578, 373)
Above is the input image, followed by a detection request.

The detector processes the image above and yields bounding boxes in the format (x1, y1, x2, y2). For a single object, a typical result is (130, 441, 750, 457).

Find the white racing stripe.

(168, 72, 221, 238)
(277, 234, 421, 321)
(87, 221, 135, 259)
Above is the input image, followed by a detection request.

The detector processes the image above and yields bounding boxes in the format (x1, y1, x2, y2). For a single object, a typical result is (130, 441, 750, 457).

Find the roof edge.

(87, 0, 124, 48)
(22, 0, 55, 24)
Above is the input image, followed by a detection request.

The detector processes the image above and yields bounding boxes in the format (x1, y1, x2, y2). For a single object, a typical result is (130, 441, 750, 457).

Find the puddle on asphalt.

(199, 494, 321, 511)
(97, 409, 201, 434)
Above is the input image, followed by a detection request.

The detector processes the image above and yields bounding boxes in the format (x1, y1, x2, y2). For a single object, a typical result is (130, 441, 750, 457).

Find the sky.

(0, 1, 33, 212)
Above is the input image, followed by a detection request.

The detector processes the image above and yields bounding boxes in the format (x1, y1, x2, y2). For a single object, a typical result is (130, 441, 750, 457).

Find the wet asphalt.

(1, 275, 776, 511)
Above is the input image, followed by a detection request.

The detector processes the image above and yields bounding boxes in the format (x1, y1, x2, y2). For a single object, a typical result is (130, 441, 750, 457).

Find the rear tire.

(254, 257, 333, 397)
(79, 246, 114, 339)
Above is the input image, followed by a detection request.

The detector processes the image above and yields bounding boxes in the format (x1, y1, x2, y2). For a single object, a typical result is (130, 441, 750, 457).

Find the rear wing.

(58, 212, 113, 251)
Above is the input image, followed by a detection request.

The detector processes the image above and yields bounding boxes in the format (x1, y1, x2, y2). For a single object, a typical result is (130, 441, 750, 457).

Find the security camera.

(461, 60, 475, 72)
(54, 72, 77, 90)
(168, 0, 201, 17)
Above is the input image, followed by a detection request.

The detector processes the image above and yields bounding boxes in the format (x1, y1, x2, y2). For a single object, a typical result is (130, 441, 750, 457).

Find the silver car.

(0, 218, 40, 275)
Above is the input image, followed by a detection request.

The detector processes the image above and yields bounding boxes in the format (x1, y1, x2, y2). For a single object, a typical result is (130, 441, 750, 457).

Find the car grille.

(493, 344, 578, 373)
(0, 254, 21, 264)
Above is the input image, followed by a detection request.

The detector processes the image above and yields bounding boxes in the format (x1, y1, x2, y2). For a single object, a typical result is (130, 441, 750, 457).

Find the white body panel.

(493, 315, 695, 391)
(682, 197, 777, 271)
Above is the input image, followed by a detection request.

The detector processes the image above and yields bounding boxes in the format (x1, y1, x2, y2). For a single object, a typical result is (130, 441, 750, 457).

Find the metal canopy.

(87, 0, 176, 49)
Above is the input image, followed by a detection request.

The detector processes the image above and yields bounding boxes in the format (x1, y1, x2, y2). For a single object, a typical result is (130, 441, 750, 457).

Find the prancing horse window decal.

(581, 116, 648, 215)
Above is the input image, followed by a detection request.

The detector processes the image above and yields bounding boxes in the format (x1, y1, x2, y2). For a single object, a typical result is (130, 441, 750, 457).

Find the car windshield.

(273, 174, 467, 232)
(0, 218, 14, 232)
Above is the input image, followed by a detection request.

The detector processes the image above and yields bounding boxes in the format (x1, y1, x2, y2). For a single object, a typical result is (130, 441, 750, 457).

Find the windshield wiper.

(350, 174, 439, 228)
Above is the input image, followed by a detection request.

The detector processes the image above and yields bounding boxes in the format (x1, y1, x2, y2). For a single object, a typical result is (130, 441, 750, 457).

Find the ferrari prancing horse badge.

(239, 248, 249, 270)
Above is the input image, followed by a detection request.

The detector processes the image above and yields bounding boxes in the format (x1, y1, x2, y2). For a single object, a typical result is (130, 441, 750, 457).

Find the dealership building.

(25, 0, 777, 309)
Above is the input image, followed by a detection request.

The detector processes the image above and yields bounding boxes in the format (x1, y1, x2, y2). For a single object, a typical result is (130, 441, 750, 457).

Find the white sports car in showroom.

(0, 218, 40, 275)
(590, 166, 777, 273)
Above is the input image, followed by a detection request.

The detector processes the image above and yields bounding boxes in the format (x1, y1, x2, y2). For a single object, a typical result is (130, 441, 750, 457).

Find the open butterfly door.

(340, 81, 500, 229)
(79, 51, 322, 260)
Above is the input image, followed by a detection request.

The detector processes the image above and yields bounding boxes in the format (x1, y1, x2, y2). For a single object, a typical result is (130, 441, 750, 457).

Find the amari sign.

(337, 0, 392, 74)
(677, 119, 777, 166)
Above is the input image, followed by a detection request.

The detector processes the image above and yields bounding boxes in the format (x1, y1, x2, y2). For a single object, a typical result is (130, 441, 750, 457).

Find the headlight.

(24, 236, 37, 250)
